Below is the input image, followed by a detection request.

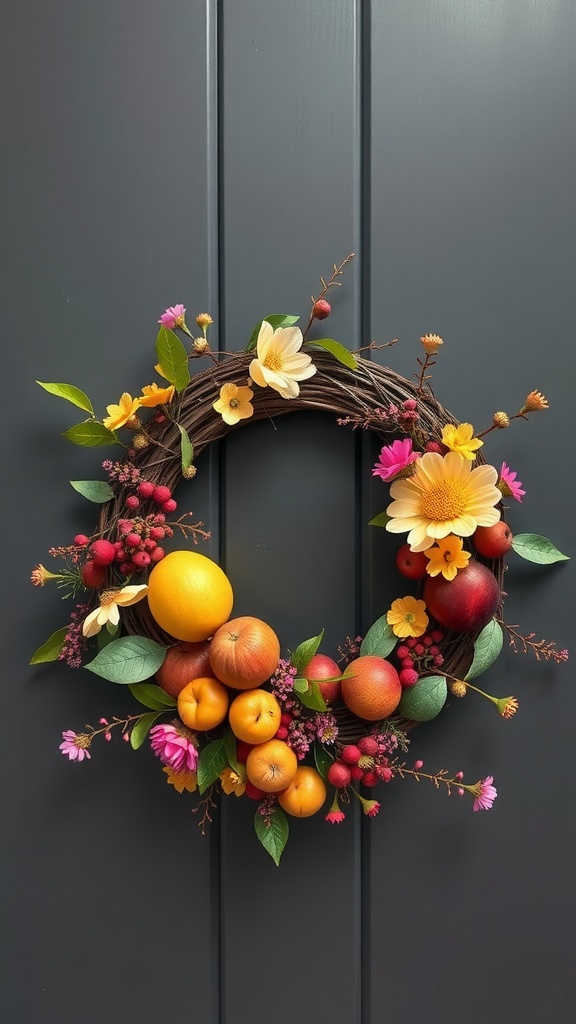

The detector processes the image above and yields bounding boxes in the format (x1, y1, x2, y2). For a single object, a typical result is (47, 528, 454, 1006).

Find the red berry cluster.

(395, 629, 444, 687)
(328, 737, 394, 790)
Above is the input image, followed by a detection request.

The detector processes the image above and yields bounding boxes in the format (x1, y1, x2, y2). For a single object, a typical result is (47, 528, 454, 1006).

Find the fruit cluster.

(328, 735, 397, 789)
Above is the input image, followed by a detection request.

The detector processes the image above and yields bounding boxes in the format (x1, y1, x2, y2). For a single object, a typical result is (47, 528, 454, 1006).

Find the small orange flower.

(163, 766, 198, 793)
(138, 383, 175, 407)
(424, 535, 471, 581)
(219, 767, 246, 797)
(522, 390, 548, 412)
(420, 333, 443, 355)
(386, 596, 429, 638)
(103, 393, 141, 430)
(497, 696, 519, 719)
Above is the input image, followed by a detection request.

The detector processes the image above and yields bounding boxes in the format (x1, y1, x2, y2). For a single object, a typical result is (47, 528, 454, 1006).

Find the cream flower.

(138, 383, 175, 407)
(103, 393, 141, 430)
(249, 322, 316, 399)
(213, 382, 254, 425)
(386, 450, 501, 552)
(82, 584, 148, 637)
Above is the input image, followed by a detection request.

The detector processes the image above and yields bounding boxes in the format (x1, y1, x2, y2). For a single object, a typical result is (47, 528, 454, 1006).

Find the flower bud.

(312, 299, 331, 320)
(420, 333, 443, 355)
(493, 411, 510, 428)
(193, 337, 210, 354)
(195, 312, 213, 329)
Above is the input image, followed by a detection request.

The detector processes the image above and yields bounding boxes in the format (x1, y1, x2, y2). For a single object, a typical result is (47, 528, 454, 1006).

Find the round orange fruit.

(177, 676, 229, 731)
(228, 689, 281, 744)
(147, 550, 233, 642)
(209, 616, 280, 689)
(245, 739, 298, 793)
(277, 766, 327, 818)
(341, 655, 402, 721)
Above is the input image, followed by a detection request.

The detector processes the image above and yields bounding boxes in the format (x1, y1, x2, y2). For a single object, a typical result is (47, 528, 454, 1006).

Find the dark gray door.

(3, 3, 574, 1023)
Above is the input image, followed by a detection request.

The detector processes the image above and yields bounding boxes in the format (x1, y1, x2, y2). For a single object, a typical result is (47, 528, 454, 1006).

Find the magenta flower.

(472, 776, 498, 812)
(372, 438, 420, 482)
(158, 304, 187, 330)
(326, 808, 346, 824)
(499, 462, 525, 502)
(149, 723, 198, 772)
(59, 730, 91, 762)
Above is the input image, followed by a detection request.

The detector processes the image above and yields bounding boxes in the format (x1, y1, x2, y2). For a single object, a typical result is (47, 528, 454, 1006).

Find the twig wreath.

(31, 255, 569, 864)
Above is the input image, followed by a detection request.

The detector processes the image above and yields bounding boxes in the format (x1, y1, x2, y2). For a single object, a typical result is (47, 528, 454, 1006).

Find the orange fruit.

(177, 676, 229, 731)
(277, 766, 327, 818)
(228, 689, 281, 744)
(209, 616, 280, 689)
(246, 739, 298, 793)
(147, 550, 233, 642)
(341, 655, 402, 721)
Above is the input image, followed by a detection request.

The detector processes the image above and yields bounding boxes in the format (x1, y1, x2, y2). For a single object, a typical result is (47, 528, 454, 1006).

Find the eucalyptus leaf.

(63, 420, 119, 447)
(511, 533, 569, 565)
(70, 480, 114, 503)
(156, 327, 191, 391)
(397, 675, 447, 722)
(465, 619, 504, 681)
(36, 381, 94, 415)
(290, 629, 324, 674)
(254, 805, 289, 866)
(197, 739, 228, 794)
(246, 314, 300, 352)
(129, 682, 177, 710)
(130, 711, 163, 750)
(296, 679, 327, 712)
(367, 512, 391, 528)
(314, 743, 334, 780)
(307, 338, 358, 369)
(178, 424, 194, 472)
(360, 615, 397, 658)
(85, 636, 166, 684)
(29, 626, 68, 665)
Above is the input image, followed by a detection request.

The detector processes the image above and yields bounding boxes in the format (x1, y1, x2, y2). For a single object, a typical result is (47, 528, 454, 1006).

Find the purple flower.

(59, 730, 91, 762)
(372, 438, 420, 482)
(472, 776, 498, 812)
(149, 723, 198, 772)
(499, 462, 525, 503)
(158, 304, 186, 330)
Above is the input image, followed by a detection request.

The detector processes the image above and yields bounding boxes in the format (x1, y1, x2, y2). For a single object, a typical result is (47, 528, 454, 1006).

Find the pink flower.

(59, 730, 91, 762)
(362, 799, 381, 817)
(158, 304, 187, 330)
(499, 462, 525, 502)
(372, 438, 420, 482)
(149, 723, 198, 772)
(472, 776, 498, 812)
(325, 809, 346, 824)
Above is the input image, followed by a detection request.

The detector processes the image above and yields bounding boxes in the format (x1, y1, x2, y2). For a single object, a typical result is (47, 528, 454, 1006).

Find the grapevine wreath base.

(32, 262, 568, 864)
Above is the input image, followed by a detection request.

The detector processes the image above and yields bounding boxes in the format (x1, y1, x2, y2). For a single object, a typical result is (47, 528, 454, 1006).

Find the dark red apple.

(423, 560, 500, 633)
(395, 543, 429, 580)
(155, 640, 212, 699)
(302, 653, 342, 704)
(472, 522, 513, 559)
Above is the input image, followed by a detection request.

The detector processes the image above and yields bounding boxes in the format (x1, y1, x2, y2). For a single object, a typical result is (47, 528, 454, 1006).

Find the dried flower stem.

(301, 253, 356, 341)
(192, 785, 218, 834)
(499, 620, 569, 662)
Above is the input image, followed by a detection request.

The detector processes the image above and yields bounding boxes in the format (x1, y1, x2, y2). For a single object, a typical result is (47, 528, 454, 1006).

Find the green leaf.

(223, 728, 246, 780)
(314, 743, 334, 780)
(254, 805, 289, 866)
(307, 338, 358, 369)
(63, 420, 119, 447)
(511, 533, 570, 565)
(70, 480, 115, 503)
(36, 381, 94, 415)
(130, 711, 163, 750)
(290, 629, 324, 674)
(197, 739, 228, 794)
(29, 626, 68, 664)
(85, 636, 166, 684)
(246, 314, 300, 352)
(397, 675, 447, 722)
(129, 682, 177, 710)
(177, 424, 194, 472)
(367, 512, 391, 528)
(97, 624, 118, 650)
(465, 619, 504, 681)
(360, 616, 397, 658)
(295, 678, 327, 712)
(156, 327, 191, 392)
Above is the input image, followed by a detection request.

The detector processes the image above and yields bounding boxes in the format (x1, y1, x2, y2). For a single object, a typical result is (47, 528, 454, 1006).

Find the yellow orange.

(147, 550, 233, 642)
(228, 689, 281, 744)
(246, 739, 298, 794)
(277, 766, 327, 818)
(177, 676, 229, 731)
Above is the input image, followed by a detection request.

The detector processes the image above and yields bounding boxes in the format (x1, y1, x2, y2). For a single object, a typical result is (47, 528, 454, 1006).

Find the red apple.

(423, 561, 500, 633)
(302, 653, 342, 704)
(209, 616, 280, 690)
(395, 544, 429, 580)
(155, 640, 212, 699)
(472, 522, 513, 559)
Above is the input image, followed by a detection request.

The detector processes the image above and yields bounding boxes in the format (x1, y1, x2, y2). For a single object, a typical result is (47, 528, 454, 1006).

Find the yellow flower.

(82, 584, 148, 637)
(420, 333, 443, 355)
(441, 423, 483, 461)
(249, 321, 316, 399)
(103, 393, 141, 430)
(163, 766, 198, 793)
(386, 596, 429, 638)
(386, 450, 501, 552)
(522, 390, 548, 412)
(219, 767, 246, 797)
(138, 383, 175, 407)
(213, 382, 254, 425)
(424, 535, 471, 581)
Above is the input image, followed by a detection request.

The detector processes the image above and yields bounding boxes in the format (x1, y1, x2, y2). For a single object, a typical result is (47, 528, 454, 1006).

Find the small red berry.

(414, 643, 425, 657)
(358, 736, 379, 756)
(327, 762, 351, 788)
(137, 481, 155, 498)
(312, 298, 331, 320)
(125, 533, 141, 549)
(406, 638, 417, 649)
(162, 498, 178, 514)
(399, 668, 419, 687)
(431, 629, 444, 643)
(119, 562, 133, 576)
(132, 550, 150, 568)
(143, 539, 157, 552)
(114, 547, 126, 562)
(90, 539, 116, 566)
(362, 770, 379, 787)
(74, 534, 89, 547)
(150, 547, 165, 562)
(280, 712, 293, 727)
(377, 765, 393, 782)
(414, 760, 424, 770)
(153, 485, 172, 505)
(153, 513, 166, 524)
(149, 526, 165, 541)
(126, 495, 140, 510)
(236, 741, 253, 764)
(423, 635, 433, 647)
(350, 765, 364, 781)
(396, 645, 410, 660)
(275, 726, 289, 741)
(341, 744, 362, 765)
(81, 560, 106, 589)
(401, 657, 414, 670)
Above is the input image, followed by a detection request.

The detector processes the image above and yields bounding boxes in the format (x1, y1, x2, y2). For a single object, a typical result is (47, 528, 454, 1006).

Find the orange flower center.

(420, 481, 466, 521)
(100, 588, 120, 607)
(263, 350, 282, 372)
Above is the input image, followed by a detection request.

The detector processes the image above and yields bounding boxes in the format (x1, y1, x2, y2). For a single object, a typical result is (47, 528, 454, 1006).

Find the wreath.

(31, 256, 569, 864)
